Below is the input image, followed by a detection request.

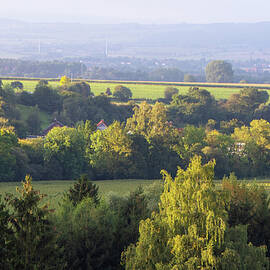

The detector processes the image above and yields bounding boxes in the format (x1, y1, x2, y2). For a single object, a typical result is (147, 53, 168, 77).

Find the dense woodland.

(1, 75, 270, 181)
(1, 159, 270, 269)
(2, 73, 270, 268)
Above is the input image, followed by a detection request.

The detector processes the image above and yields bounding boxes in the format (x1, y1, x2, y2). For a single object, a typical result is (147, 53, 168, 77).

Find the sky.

(2, 0, 270, 24)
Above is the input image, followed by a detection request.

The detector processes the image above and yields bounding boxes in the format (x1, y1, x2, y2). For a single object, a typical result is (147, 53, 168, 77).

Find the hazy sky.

(2, 0, 270, 24)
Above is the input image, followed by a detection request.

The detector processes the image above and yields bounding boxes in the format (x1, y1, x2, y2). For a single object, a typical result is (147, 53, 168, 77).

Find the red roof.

(96, 119, 108, 130)
(97, 119, 107, 127)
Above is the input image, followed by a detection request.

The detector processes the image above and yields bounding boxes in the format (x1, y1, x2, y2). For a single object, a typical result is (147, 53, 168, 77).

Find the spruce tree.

(5, 175, 62, 269)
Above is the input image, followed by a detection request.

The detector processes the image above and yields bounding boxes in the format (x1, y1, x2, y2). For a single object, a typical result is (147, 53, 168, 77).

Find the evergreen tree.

(67, 174, 100, 206)
(0, 195, 12, 269)
(5, 175, 61, 269)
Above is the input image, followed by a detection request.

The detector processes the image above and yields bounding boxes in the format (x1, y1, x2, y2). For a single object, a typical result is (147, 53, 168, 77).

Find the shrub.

(113, 85, 132, 101)
(164, 87, 179, 100)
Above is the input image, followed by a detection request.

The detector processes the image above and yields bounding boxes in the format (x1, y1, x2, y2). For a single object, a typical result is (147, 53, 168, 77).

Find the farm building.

(42, 118, 64, 136)
(96, 119, 108, 131)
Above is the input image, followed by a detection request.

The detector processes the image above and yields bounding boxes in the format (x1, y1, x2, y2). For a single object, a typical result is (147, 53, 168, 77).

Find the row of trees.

(86, 61, 234, 83)
(2, 77, 270, 181)
(0, 59, 87, 78)
(1, 158, 270, 269)
(3, 76, 269, 139)
(0, 79, 134, 138)
(3, 99, 270, 181)
(168, 86, 270, 126)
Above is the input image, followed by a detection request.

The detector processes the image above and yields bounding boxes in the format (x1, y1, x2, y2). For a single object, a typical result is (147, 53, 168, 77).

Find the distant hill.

(0, 19, 269, 60)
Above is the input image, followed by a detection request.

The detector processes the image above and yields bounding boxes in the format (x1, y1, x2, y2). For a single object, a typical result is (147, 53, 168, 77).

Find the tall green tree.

(55, 198, 116, 270)
(67, 174, 100, 206)
(169, 87, 219, 125)
(26, 106, 41, 135)
(225, 88, 269, 122)
(123, 156, 268, 269)
(67, 82, 93, 97)
(164, 87, 179, 101)
(113, 85, 132, 102)
(33, 83, 61, 113)
(223, 174, 270, 256)
(0, 128, 18, 181)
(126, 101, 170, 139)
(5, 175, 61, 269)
(0, 195, 12, 269)
(232, 119, 270, 176)
(90, 121, 133, 179)
(44, 127, 86, 179)
(205, 60, 234, 83)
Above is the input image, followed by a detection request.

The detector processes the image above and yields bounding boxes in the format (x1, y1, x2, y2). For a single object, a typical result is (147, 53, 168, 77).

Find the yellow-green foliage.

(123, 156, 269, 269)
(126, 102, 170, 139)
(59, 75, 71, 87)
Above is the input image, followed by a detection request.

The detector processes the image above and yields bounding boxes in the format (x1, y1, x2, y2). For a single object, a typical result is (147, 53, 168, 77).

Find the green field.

(89, 83, 257, 100)
(1, 179, 270, 209)
(0, 179, 160, 209)
(2, 79, 59, 93)
(16, 104, 51, 129)
(2, 78, 270, 100)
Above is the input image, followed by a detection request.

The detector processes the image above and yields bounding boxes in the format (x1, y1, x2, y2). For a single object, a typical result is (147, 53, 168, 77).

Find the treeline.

(0, 79, 133, 138)
(0, 59, 86, 78)
(1, 160, 270, 269)
(168, 86, 270, 126)
(85, 66, 186, 82)
(2, 78, 270, 180)
(3, 101, 270, 181)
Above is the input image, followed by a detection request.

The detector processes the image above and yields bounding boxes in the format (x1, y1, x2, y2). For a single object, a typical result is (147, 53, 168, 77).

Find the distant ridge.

(0, 19, 269, 60)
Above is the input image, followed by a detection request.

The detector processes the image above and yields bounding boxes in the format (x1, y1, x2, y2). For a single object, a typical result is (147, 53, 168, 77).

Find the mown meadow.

(1, 178, 270, 210)
(0, 179, 160, 209)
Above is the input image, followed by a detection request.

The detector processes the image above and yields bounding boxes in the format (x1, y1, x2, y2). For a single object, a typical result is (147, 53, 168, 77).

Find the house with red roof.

(41, 118, 64, 136)
(96, 119, 108, 131)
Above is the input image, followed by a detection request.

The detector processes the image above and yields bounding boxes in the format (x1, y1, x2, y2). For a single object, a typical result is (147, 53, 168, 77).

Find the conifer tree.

(67, 174, 100, 206)
(5, 175, 61, 269)
(122, 156, 269, 269)
(0, 195, 12, 269)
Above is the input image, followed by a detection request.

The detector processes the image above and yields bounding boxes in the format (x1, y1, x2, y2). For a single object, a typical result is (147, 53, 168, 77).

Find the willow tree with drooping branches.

(122, 156, 269, 270)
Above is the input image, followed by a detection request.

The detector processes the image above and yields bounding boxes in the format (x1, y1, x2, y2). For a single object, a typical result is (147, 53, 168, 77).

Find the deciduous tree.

(113, 85, 132, 102)
(44, 127, 86, 179)
(123, 156, 269, 269)
(205, 60, 234, 83)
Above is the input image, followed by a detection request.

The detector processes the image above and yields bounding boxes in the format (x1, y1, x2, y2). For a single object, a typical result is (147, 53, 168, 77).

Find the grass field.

(0, 179, 160, 209)
(2, 80, 59, 93)
(1, 179, 270, 209)
(89, 83, 258, 100)
(2, 78, 270, 100)
(16, 104, 51, 129)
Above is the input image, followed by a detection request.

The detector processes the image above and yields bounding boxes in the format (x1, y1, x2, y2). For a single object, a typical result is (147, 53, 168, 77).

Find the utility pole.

(80, 60, 83, 78)
(38, 39, 41, 54)
(105, 39, 108, 57)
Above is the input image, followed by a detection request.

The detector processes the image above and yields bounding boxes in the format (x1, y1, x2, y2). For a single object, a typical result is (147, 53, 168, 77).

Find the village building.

(96, 119, 108, 131)
(41, 118, 64, 136)
(26, 119, 107, 139)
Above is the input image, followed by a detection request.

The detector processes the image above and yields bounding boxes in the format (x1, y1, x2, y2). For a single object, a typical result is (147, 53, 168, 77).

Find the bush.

(164, 87, 179, 100)
(223, 174, 270, 256)
(55, 198, 116, 270)
(11, 81, 23, 90)
(113, 85, 132, 101)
